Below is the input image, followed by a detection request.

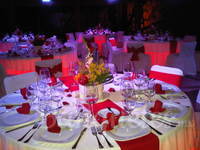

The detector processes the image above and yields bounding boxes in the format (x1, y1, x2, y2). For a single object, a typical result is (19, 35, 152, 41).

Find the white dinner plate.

(106, 116, 150, 141)
(147, 101, 188, 118)
(98, 108, 120, 118)
(33, 119, 83, 143)
(0, 110, 39, 127)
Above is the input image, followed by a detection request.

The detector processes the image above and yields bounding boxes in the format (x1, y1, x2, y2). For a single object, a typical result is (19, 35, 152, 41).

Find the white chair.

(4, 72, 38, 94)
(0, 64, 6, 97)
(112, 52, 132, 73)
(149, 65, 183, 87)
(167, 41, 197, 76)
(75, 32, 84, 43)
(77, 43, 88, 62)
(196, 90, 200, 104)
(102, 42, 113, 63)
(35, 59, 62, 78)
(66, 33, 75, 42)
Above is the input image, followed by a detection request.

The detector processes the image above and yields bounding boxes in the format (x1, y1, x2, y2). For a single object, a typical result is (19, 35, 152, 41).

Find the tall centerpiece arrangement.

(75, 54, 112, 100)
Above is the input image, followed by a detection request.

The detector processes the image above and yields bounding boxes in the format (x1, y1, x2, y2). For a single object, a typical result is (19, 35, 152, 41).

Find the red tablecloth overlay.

(60, 76, 159, 150)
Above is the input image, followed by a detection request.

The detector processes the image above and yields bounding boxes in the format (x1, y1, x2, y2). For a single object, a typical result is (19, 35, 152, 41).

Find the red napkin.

(59, 76, 79, 92)
(67, 94, 72, 97)
(108, 88, 116, 92)
(5, 105, 14, 109)
(150, 100, 166, 113)
(48, 76, 57, 86)
(16, 103, 31, 114)
(46, 114, 61, 133)
(62, 101, 69, 105)
(102, 112, 120, 131)
(20, 88, 28, 100)
(154, 83, 165, 94)
(83, 99, 127, 123)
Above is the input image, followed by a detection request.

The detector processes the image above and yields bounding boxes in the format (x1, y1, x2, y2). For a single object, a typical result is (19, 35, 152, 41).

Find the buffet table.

(0, 75, 199, 150)
(0, 49, 78, 76)
(124, 40, 181, 66)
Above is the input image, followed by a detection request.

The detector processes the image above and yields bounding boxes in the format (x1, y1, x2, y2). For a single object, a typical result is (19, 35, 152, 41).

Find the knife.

(72, 128, 87, 149)
(5, 121, 37, 133)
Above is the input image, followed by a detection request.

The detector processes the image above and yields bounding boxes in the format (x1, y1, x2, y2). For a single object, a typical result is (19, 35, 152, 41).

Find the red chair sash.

(149, 70, 182, 87)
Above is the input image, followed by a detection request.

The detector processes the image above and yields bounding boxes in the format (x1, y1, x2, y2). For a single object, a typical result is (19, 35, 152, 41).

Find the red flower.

(78, 75, 88, 85)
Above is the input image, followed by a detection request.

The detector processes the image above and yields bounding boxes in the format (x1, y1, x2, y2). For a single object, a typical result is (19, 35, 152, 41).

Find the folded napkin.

(59, 76, 79, 92)
(155, 83, 165, 94)
(108, 88, 116, 92)
(46, 114, 61, 133)
(16, 103, 31, 114)
(83, 99, 127, 123)
(150, 100, 166, 113)
(20, 88, 28, 100)
(102, 112, 120, 131)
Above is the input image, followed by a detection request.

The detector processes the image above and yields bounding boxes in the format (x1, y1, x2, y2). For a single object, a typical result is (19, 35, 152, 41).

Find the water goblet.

(39, 68, 51, 84)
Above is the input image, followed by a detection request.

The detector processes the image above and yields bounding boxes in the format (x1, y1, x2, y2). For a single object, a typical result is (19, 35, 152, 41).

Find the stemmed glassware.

(143, 80, 155, 104)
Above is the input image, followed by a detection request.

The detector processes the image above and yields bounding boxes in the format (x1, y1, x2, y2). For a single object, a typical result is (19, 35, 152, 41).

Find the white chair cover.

(167, 41, 197, 75)
(66, 33, 75, 42)
(111, 52, 132, 73)
(149, 65, 183, 86)
(0, 64, 6, 98)
(4, 72, 38, 94)
(102, 42, 113, 63)
(77, 43, 88, 62)
(35, 59, 62, 78)
(196, 90, 200, 104)
(75, 32, 84, 43)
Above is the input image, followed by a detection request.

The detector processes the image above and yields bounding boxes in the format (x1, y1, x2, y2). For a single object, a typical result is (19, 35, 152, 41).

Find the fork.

(17, 121, 40, 141)
(91, 127, 104, 149)
(24, 124, 41, 143)
(97, 127, 113, 148)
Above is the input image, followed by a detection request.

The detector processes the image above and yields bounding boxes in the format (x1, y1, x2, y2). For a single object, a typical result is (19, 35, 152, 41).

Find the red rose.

(78, 75, 88, 85)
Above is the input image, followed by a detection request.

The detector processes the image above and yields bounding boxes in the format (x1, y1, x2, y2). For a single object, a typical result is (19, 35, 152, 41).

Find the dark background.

(0, 0, 199, 38)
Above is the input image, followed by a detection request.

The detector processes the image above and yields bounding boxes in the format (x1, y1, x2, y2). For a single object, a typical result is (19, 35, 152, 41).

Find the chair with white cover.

(196, 90, 200, 104)
(4, 72, 38, 94)
(102, 41, 113, 63)
(0, 64, 6, 97)
(75, 32, 84, 43)
(111, 52, 132, 73)
(77, 43, 88, 62)
(66, 33, 75, 42)
(35, 59, 62, 78)
(149, 65, 183, 87)
(167, 41, 197, 76)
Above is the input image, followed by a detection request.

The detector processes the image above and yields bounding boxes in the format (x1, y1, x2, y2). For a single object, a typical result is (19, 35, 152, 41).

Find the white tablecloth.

(0, 79, 199, 150)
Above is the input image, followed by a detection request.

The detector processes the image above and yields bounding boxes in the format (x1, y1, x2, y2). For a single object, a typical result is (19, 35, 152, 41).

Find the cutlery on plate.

(72, 128, 87, 149)
(97, 127, 113, 148)
(146, 113, 178, 125)
(91, 126, 104, 149)
(17, 121, 40, 141)
(144, 114, 176, 127)
(74, 109, 83, 120)
(139, 118, 163, 135)
(24, 124, 42, 143)
(5, 121, 37, 133)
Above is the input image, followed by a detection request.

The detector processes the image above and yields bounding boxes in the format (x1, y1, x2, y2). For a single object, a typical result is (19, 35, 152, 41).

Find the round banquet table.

(0, 76, 199, 150)
(124, 40, 181, 66)
(0, 49, 78, 76)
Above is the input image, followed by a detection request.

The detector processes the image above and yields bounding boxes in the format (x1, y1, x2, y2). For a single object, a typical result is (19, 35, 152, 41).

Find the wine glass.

(120, 80, 134, 100)
(123, 62, 133, 78)
(39, 68, 51, 84)
(84, 86, 98, 126)
(143, 80, 155, 104)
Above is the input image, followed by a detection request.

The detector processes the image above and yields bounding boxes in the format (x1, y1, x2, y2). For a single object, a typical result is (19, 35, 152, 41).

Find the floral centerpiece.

(75, 54, 112, 99)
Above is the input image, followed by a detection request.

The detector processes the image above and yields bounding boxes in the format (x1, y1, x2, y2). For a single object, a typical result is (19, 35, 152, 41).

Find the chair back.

(149, 65, 183, 87)
(179, 41, 197, 57)
(66, 33, 75, 42)
(4, 72, 38, 94)
(35, 59, 62, 78)
(0, 64, 6, 97)
(102, 42, 113, 63)
(75, 32, 84, 43)
(112, 52, 132, 73)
